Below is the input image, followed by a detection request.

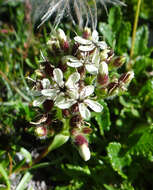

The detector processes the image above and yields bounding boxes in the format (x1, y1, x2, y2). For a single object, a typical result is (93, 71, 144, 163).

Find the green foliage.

(93, 100, 111, 136)
(107, 142, 132, 179)
(48, 134, 69, 152)
(0, 164, 11, 190)
(99, 6, 131, 54)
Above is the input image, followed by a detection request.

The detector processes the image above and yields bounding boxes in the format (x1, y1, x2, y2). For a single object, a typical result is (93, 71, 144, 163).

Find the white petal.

(92, 49, 100, 67)
(99, 61, 108, 75)
(98, 41, 107, 50)
(56, 99, 76, 109)
(92, 30, 99, 42)
(41, 89, 58, 99)
(79, 103, 91, 120)
(53, 68, 64, 87)
(67, 61, 83, 68)
(74, 36, 91, 45)
(78, 144, 91, 161)
(54, 93, 65, 105)
(85, 64, 98, 75)
(80, 85, 94, 99)
(33, 96, 47, 107)
(41, 78, 50, 89)
(79, 44, 95, 52)
(65, 72, 80, 89)
(30, 115, 48, 125)
(31, 90, 42, 96)
(68, 89, 79, 100)
(84, 99, 103, 112)
(57, 28, 67, 42)
(65, 55, 80, 62)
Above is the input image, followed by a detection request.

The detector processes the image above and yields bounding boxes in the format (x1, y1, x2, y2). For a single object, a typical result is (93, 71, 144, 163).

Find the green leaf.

(99, 23, 115, 47)
(94, 100, 111, 136)
(134, 25, 149, 56)
(25, 58, 37, 69)
(0, 164, 11, 190)
(128, 125, 153, 161)
(20, 147, 32, 165)
(133, 56, 153, 76)
(48, 134, 69, 152)
(107, 142, 132, 179)
(116, 22, 131, 54)
(108, 7, 122, 33)
(16, 172, 33, 190)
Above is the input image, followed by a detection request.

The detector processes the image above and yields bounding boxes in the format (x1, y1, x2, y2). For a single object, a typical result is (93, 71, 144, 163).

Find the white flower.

(33, 78, 54, 107)
(42, 68, 81, 109)
(74, 30, 107, 52)
(64, 49, 100, 75)
(33, 69, 80, 109)
(78, 85, 103, 120)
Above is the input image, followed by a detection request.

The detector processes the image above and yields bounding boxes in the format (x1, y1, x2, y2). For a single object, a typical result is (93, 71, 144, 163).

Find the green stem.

(128, 0, 142, 70)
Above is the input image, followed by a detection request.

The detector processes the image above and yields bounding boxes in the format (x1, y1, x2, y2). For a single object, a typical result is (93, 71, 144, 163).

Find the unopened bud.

(82, 127, 92, 134)
(57, 28, 67, 42)
(47, 39, 60, 52)
(98, 62, 109, 86)
(74, 134, 90, 161)
(107, 82, 119, 96)
(119, 71, 134, 85)
(62, 41, 69, 51)
(83, 27, 91, 39)
(35, 126, 47, 137)
(71, 103, 79, 114)
(35, 69, 46, 78)
(100, 49, 111, 60)
(57, 28, 69, 51)
(62, 109, 70, 117)
(111, 56, 126, 68)
(43, 100, 54, 113)
(99, 62, 108, 76)
(70, 115, 82, 127)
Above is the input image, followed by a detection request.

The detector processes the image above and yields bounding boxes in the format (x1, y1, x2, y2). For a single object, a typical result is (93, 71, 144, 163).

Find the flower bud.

(35, 69, 46, 79)
(98, 62, 109, 86)
(74, 134, 90, 161)
(119, 71, 134, 85)
(57, 28, 67, 43)
(62, 109, 70, 117)
(110, 56, 126, 68)
(70, 115, 82, 127)
(100, 49, 111, 60)
(83, 27, 91, 39)
(71, 103, 79, 114)
(82, 127, 92, 134)
(57, 28, 69, 51)
(99, 61, 108, 76)
(107, 82, 119, 96)
(35, 126, 47, 138)
(43, 100, 54, 113)
(47, 38, 60, 53)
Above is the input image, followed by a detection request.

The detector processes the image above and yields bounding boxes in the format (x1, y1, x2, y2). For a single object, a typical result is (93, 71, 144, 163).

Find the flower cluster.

(29, 28, 134, 161)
